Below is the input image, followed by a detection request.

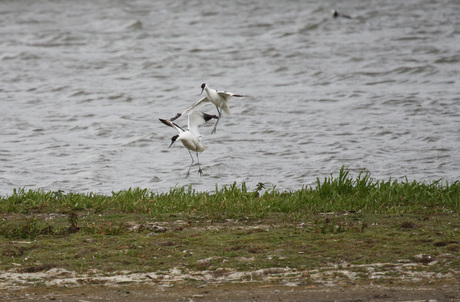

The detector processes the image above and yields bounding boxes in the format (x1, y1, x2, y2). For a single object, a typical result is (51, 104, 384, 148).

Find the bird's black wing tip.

(159, 118, 171, 126)
(159, 118, 184, 131)
(170, 113, 181, 121)
(202, 112, 219, 122)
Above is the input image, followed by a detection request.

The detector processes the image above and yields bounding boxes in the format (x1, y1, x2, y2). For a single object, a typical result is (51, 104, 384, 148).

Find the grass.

(1, 167, 458, 216)
(0, 167, 458, 285)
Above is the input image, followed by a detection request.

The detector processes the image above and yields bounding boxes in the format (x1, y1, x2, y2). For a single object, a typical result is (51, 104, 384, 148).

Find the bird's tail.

(222, 103, 230, 115)
(197, 144, 207, 152)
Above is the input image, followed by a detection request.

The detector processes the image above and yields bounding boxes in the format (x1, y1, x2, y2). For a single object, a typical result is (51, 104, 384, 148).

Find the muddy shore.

(2, 265, 459, 301)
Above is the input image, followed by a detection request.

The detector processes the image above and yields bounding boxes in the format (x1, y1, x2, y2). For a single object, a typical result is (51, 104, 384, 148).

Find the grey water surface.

(1, 0, 459, 196)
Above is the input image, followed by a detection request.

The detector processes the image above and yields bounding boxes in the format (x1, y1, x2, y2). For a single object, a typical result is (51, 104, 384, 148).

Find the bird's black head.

(200, 83, 206, 95)
(169, 134, 179, 148)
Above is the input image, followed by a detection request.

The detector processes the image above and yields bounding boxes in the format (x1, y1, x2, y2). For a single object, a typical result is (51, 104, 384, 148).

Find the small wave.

(434, 54, 460, 64)
(298, 21, 324, 33)
(27, 31, 86, 48)
(395, 36, 428, 42)
(1, 52, 41, 61)
(69, 90, 91, 97)
(125, 20, 143, 31)
(364, 79, 397, 86)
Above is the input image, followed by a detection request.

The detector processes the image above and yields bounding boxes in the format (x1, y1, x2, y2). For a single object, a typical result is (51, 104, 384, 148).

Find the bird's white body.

(171, 83, 244, 134)
(177, 129, 207, 153)
(159, 111, 216, 177)
(202, 85, 232, 116)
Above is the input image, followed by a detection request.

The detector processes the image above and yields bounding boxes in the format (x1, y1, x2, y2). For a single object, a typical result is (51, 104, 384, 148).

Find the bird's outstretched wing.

(159, 118, 185, 133)
(188, 111, 218, 139)
(170, 96, 210, 121)
(216, 90, 245, 100)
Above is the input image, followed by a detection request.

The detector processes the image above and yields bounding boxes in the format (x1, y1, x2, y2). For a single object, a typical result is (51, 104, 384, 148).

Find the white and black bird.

(171, 83, 245, 134)
(331, 9, 352, 19)
(159, 111, 217, 178)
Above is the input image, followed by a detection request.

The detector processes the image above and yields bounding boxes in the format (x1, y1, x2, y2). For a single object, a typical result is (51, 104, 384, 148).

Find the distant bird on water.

(170, 83, 245, 134)
(159, 111, 217, 178)
(331, 9, 352, 19)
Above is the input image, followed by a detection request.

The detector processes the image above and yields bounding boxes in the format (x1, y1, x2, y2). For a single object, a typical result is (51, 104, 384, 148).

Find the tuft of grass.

(0, 216, 58, 239)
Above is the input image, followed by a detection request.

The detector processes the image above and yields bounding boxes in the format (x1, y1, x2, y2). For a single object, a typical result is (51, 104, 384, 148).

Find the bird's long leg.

(185, 150, 194, 178)
(196, 151, 203, 176)
(211, 106, 222, 134)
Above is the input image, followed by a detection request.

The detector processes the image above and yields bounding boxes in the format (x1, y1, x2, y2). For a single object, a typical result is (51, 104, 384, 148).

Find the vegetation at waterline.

(1, 167, 459, 217)
(0, 168, 458, 284)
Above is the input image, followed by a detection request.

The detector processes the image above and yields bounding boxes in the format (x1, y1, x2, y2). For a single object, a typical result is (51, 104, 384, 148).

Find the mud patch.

(0, 260, 457, 291)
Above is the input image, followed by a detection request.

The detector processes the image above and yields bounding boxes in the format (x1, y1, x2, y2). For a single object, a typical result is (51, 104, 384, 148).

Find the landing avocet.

(159, 111, 217, 178)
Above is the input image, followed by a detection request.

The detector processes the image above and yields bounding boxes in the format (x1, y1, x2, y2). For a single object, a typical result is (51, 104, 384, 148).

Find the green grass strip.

(1, 167, 458, 217)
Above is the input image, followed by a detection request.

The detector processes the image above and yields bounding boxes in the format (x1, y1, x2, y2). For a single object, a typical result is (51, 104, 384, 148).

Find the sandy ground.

(1, 265, 459, 301)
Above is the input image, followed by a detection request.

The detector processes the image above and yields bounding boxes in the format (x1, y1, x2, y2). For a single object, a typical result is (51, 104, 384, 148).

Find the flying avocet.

(170, 83, 245, 134)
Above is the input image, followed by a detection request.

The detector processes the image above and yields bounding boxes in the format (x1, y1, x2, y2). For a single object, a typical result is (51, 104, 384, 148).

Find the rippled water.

(1, 0, 459, 196)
